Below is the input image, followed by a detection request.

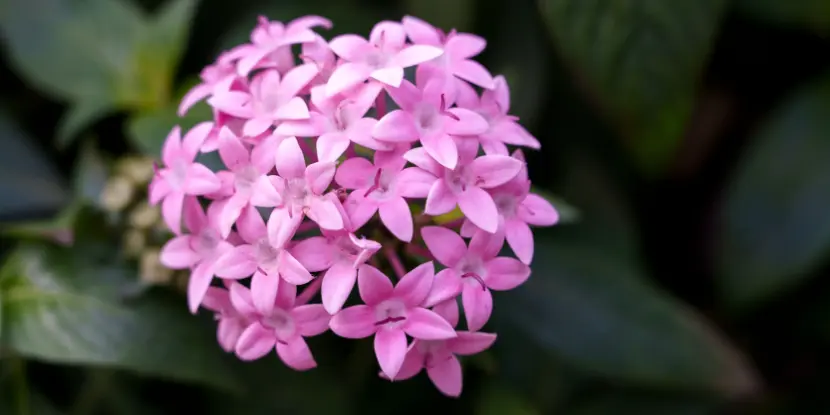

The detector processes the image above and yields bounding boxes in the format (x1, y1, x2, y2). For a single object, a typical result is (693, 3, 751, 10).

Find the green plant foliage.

(538, 0, 726, 175)
(735, 0, 830, 34)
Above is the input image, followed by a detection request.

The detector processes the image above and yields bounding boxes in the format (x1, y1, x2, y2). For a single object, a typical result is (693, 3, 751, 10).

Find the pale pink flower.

(454, 75, 541, 155)
(325, 21, 444, 97)
(402, 15, 495, 90)
(213, 127, 274, 238)
(232, 15, 333, 76)
(178, 54, 238, 116)
(231, 281, 330, 370)
(251, 137, 344, 247)
(385, 299, 496, 396)
(335, 154, 434, 242)
(201, 286, 253, 352)
(291, 228, 381, 314)
(404, 143, 523, 233)
(149, 125, 221, 234)
(422, 226, 530, 331)
(300, 33, 338, 84)
(276, 84, 389, 162)
(208, 65, 319, 137)
(329, 262, 456, 379)
(373, 78, 487, 169)
(160, 197, 234, 313)
(461, 151, 559, 264)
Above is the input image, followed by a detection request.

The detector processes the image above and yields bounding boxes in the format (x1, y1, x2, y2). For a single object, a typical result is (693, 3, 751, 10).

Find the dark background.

(1, 0, 830, 413)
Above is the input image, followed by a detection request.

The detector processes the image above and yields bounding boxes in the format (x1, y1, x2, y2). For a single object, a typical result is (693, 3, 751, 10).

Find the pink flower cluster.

(150, 15, 558, 397)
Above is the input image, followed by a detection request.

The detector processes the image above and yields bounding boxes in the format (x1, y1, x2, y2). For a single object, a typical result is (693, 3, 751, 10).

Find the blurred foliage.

(0, 0, 829, 414)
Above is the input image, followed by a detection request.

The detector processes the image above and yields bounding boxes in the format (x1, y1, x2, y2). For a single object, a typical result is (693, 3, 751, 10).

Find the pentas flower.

(154, 14, 557, 398)
(329, 262, 456, 379)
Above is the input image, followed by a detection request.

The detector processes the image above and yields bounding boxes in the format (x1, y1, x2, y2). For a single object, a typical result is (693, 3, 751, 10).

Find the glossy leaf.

(0, 112, 69, 222)
(0, 241, 241, 393)
(498, 226, 759, 397)
(715, 74, 830, 311)
(55, 99, 114, 148)
(538, 0, 726, 174)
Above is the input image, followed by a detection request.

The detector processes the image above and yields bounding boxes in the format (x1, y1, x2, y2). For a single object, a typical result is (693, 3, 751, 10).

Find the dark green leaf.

(0, 241, 241, 393)
(73, 140, 108, 203)
(55, 99, 114, 148)
(500, 226, 759, 397)
(475, 381, 541, 415)
(566, 389, 722, 415)
(127, 99, 212, 156)
(715, 74, 830, 311)
(0, 112, 69, 222)
(538, 0, 726, 174)
(735, 0, 830, 34)
(403, 0, 475, 33)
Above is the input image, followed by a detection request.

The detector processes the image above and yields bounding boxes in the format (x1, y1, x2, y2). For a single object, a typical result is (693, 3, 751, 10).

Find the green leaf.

(55, 99, 114, 149)
(0, 241, 241, 393)
(127, 99, 212, 156)
(538, 0, 726, 174)
(0, 112, 70, 222)
(499, 226, 760, 397)
(566, 389, 722, 415)
(73, 140, 109, 203)
(735, 0, 830, 35)
(476, 381, 541, 415)
(715, 74, 830, 311)
(403, 0, 475, 33)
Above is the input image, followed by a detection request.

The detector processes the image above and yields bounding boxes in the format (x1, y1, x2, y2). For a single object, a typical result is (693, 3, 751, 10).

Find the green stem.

(11, 357, 29, 415)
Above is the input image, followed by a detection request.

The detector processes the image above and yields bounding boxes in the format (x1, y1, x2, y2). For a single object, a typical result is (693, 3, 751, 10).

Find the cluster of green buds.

(97, 155, 189, 292)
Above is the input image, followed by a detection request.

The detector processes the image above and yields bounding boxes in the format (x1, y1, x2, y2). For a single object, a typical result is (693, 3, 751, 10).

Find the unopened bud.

(139, 249, 173, 285)
(99, 176, 135, 212)
(129, 203, 161, 229)
(117, 156, 156, 185)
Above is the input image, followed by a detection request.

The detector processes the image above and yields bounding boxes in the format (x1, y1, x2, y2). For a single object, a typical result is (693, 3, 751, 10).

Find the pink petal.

(370, 21, 407, 50)
(348, 118, 389, 150)
(505, 220, 533, 264)
(229, 282, 257, 317)
(236, 204, 267, 243)
(218, 193, 248, 239)
(276, 63, 319, 100)
(467, 228, 504, 260)
(187, 261, 214, 314)
(290, 236, 334, 272)
(467, 155, 523, 188)
(182, 122, 213, 161)
(448, 331, 497, 355)
(162, 192, 184, 234)
(275, 96, 311, 121)
(305, 161, 336, 195)
(403, 147, 443, 176)
(322, 261, 358, 314)
(276, 278, 297, 310)
(379, 197, 413, 242)
(183, 195, 207, 233)
(393, 261, 434, 307)
(335, 157, 376, 189)
(276, 119, 321, 137)
(237, 46, 273, 77)
(316, 133, 350, 162)
(148, 177, 171, 205)
(217, 317, 245, 352)
(178, 84, 211, 116)
(159, 236, 198, 269)
(392, 347, 425, 381)
(446, 33, 486, 60)
(326, 62, 372, 97)
(275, 137, 307, 179)
(384, 79, 422, 111)
(461, 284, 492, 331)
(421, 132, 458, 169)
(424, 180, 457, 216)
(343, 192, 379, 229)
(457, 187, 499, 233)
(329, 304, 376, 338)
(293, 304, 331, 336)
(250, 175, 283, 207)
(432, 299, 460, 327)
(485, 257, 530, 291)
(267, 208, 303, 248)
(451, 59, 495, 89)
(370, 66, 405, 87)
(423, 269, 462, 308)
(184, 164, 221, 195)
(161, 126, 182, 166)
(396, 167, 437, 198)
(328, 34, 371, 61)
(357, 264, 394, 306)
(403, 308, 457, 340)
(373, 110, 419, 142)
(426, 354, 463, 397)
(374, 328, 408, 379)
(445, 108, 489, 136)
(250, 271, 280, 315)
(484, 75, 511, 111)
(236, 323, 276, 361)
(401, 15, 441, 45)
(518, 194, 560, 226)
(307, 197, 344, 230)
(276, 337, 317, 371)
(243, 117, 273, 137)
(278, 251, 313, 285)
(251, 134, 282, 173)
(393, 45, 444, 67)
(214, 245, 257, 279)
(207, 91, 251, 118)
(421, 226, 467, 267)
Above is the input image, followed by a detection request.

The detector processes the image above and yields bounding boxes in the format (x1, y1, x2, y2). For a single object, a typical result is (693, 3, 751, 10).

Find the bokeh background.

(1, 0, 830, 413)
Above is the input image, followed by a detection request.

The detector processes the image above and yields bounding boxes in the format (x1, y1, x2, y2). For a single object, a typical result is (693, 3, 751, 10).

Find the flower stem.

(384, 247, 406, 279)
(405, 244, 434, 261)
(374, 90, 387, 118)
(296, 220, 318, 234)
(296, 276, 323, 305)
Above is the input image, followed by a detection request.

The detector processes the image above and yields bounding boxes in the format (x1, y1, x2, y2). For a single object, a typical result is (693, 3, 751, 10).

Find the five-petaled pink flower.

(329, 262, 457, 379)
(201, 286, 253, 353)
(149, 124, 221, 234)
(422, 225, 531, 331)
(231, 280, 331, 370)
(231, 15, 333, 76)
